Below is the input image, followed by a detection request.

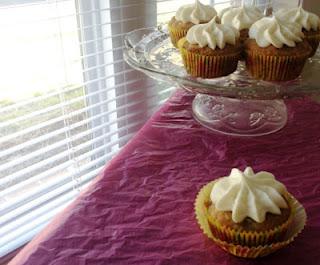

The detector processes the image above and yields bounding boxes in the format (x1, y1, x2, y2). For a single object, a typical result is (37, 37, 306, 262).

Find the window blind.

(0, 0, 173, 259)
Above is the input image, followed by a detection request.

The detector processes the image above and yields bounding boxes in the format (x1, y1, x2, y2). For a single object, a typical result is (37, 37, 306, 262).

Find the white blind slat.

(0, 163, 107, 241)
(0, 124, 142, 197)
(5, 100, 165, 218)
(0, 89, 172, 177)
(0, 78, 157, 145)
(0, 164, 105, 229)
(0, 82, 168, 161)
(0, 74, 148, 133)
(0, 161, 106, 257)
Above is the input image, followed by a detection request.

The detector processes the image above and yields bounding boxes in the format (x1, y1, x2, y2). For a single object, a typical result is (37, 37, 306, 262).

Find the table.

(9, 89, 320, 265)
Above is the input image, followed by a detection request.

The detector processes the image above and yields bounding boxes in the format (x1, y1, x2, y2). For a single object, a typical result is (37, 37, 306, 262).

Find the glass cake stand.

(123, 27, 320, 136)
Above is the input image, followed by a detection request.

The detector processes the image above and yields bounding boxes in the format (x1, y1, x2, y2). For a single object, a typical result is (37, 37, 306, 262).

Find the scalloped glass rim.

(123, 27, 320, 100)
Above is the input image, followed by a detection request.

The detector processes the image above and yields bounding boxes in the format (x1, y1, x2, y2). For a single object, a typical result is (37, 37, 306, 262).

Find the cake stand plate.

(123, 27, 320, 136)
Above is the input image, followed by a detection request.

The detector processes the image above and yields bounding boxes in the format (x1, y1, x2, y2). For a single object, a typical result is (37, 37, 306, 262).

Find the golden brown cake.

(207, 201, 291, 233)
(178, 19, 241, 78)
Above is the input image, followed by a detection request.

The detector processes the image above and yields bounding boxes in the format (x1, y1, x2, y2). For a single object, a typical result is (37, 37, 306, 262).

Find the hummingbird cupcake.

(168, 0, 217, 48)
(244, 16, 311, 81)
(202, 167, 294, 247)
(178, 18, 241, 78)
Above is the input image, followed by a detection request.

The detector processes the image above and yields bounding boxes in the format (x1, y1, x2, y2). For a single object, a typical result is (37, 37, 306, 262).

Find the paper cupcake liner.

(180, 46, 240, 78)
(168, 25, 189, 48)
(245, 52, 310, 81)
(195, 180, 307, 258)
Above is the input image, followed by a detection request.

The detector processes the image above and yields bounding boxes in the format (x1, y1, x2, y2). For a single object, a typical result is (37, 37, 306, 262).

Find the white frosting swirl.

(218, 6, 232, 20)
(186, 19, 239, 50)
(275, 7, 320, 31)
(220, 6, 263, 31)
(175, 0, 217, 25)
(249, 17, 304, 48)
(210, 167, 288, 223)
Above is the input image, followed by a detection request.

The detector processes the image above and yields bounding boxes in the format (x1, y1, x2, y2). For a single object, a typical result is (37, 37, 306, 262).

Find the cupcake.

(178, 19, 241, 78)
(219, 5, 263, 43)
(205, 167, 294, 247)
(244, 16, 312, 81)
(275, 7, 320, 57)
(168, 0, 217, 48)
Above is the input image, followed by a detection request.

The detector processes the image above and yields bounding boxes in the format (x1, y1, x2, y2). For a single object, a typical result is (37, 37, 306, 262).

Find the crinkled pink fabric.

(9, 89, 320, 265)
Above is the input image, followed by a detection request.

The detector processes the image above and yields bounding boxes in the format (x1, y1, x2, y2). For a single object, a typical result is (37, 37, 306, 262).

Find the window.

(0, 0, 174, 259)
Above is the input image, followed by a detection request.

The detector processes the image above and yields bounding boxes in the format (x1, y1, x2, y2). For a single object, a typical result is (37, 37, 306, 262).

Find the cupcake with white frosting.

(219, 5, 263, 42)
(178, 19, 241, 78)
(204, 167, 294, 246)
(244, 16, 311, 81)
(275, 7, 320, 57)
(168, 0, 217, 47)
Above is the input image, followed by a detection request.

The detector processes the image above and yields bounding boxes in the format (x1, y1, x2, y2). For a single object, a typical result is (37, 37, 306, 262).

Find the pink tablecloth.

(9, 89, 320, 265)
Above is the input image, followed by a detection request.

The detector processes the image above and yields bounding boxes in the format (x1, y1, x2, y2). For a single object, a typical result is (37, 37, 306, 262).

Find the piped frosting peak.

(219, 5, 263, 31)
(186, 18, 239, 50)
(275, 7, 320, 31)
(249, 16, 304, 48)
(175, 0, 217, 24)
(210, 167, 288, 223)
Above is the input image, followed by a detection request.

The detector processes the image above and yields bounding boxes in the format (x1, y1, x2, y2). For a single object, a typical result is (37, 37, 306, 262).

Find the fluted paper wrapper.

(180, 46, 240, 78)
(195, 181, 307, 258)
(245, 52, 309, 81)
(168, 25, 189, 48)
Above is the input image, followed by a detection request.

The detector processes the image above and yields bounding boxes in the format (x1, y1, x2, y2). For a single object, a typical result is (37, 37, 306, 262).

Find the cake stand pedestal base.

(192, 94, 288, 137)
